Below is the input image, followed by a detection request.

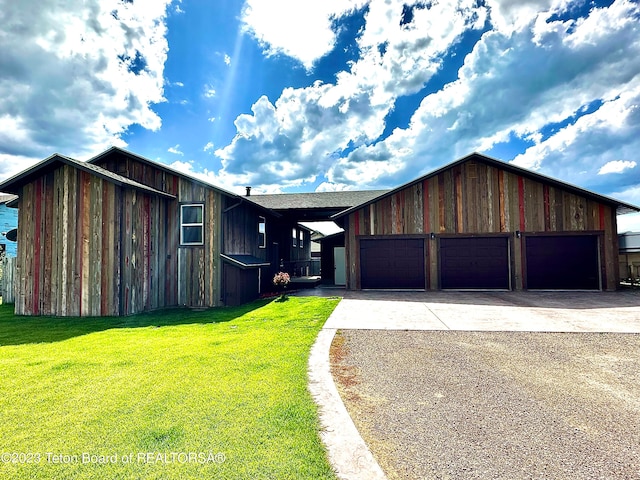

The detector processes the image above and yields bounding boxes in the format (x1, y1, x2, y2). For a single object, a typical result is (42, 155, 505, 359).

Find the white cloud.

(329, 0, 640, 189)
(216, 0, 488, 191)
(224, 54, 231, 66)
(598, 160, 637, 175)
(203, 142, 215, 152)
(0, 0, 171, 176)
(204, 85, 216, 98)
(241, 0, 367, 70)
(168, 144, 184, 156)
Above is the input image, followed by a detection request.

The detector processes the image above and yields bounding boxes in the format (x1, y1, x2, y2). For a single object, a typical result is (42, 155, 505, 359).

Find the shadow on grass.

(0, 299, 270, 346)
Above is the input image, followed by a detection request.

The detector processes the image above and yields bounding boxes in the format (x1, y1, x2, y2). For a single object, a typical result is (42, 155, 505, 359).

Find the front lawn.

(0, 297, 340, 479)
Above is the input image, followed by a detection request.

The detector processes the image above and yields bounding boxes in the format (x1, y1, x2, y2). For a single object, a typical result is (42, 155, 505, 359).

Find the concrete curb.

(308, 327, 387, 480)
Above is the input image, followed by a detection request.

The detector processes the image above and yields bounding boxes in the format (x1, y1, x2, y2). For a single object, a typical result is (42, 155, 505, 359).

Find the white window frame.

(299, 229, 304, 248)
(180, 204, 204, 246)
(258, 216, 266, 249)
(292, 227, 297, 247)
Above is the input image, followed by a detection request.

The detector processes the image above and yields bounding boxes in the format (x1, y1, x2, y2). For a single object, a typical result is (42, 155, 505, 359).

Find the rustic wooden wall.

(177, 180, 223, 308)
(345, 159, 619, 290)
(15, 165, 172, 316)
(94, 152, 225, 308)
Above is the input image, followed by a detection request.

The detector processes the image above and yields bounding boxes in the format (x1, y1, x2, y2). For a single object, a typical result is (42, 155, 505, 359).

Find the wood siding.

(94, 153, 225, 308)
(177, 181, 222, 308)
(15, 165, 172, 316)
(345, 159, 619, 290)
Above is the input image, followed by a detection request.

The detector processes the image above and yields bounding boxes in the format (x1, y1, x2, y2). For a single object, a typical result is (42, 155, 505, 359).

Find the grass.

(0, 296, 340, 479)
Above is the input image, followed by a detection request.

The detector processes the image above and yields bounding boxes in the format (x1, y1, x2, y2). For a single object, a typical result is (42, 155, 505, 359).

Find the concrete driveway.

(322, 290, 640, 332)
(306, 290, 640, 480)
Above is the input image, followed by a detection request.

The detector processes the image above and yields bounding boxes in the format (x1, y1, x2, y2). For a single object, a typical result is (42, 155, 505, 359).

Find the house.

(1, 149, 637, 316)
(0, 194, 18, 258)
(333, 153, 639, 291)
(619, 232, 640, 282)
(0, 148, 302, 315)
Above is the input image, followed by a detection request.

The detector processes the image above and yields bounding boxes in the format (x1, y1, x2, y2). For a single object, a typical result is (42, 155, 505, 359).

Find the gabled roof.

(88, 146, 241, 198)
(332, 152, 640, 218)
(88, 146, 278, 217)
(0, 153, 176, 199)
(248, 190, 390, 210)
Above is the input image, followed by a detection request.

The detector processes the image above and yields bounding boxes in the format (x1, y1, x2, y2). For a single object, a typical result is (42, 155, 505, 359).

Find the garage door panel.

(526, 235, 599, 290)
(360, 238, 425, 289)
(440, 237, 510, 289)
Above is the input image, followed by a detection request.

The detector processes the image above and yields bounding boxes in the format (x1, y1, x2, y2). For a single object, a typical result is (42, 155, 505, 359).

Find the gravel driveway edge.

(308, 327, 387, 480)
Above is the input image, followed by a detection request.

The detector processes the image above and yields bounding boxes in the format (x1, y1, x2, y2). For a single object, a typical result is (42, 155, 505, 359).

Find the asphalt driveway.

(306, 290, 640, 479)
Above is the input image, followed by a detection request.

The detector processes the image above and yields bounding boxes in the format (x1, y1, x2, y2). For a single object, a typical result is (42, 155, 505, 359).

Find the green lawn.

(0, 296, 340, 479)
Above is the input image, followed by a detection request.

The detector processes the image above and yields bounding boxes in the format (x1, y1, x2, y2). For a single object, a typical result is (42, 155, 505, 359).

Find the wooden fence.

(2, 257, 16, 303)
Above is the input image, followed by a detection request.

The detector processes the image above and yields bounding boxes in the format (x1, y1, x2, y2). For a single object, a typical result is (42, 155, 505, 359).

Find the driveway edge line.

(308, 327, 387, 480)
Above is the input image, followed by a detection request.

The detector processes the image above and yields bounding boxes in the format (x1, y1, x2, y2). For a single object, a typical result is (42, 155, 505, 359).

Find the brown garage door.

(440, 237, 510, 289)
(525, 235, 599, 289)
(360, 238, 425, 289)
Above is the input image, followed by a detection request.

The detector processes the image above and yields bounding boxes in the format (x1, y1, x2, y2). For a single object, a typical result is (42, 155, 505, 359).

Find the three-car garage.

(357, 233, 602, 291)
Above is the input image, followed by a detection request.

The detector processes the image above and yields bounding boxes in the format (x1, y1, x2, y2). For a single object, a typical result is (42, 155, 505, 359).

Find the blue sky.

(1, 0, 640, 229)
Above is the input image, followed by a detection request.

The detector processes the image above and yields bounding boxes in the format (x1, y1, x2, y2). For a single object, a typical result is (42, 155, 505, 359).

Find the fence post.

(2, 257, 16, 304)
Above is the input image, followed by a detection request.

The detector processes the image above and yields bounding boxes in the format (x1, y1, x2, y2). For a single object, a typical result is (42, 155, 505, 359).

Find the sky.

(1, 0, 640, 230)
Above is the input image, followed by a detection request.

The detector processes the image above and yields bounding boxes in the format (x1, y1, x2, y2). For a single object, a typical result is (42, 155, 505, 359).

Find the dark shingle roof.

(247, 190, 390, 210)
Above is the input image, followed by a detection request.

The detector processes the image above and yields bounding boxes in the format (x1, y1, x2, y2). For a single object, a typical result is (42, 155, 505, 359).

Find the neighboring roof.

(619, 232, 640, 253)
(316, 230, 345, 242)
(0, 153, 176, 199)
(0, 194, 18, 205)
(248, 190, 390, 210)
(332, 152, 640, 219)
(220, 253, 271, 269)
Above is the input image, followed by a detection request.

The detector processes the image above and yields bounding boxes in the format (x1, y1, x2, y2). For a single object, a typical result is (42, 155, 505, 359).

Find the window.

(181, 204, 204, 245)
(258, 216, 266, 248)
(292, 227, 297, 247)
(299, 229, 304, 248)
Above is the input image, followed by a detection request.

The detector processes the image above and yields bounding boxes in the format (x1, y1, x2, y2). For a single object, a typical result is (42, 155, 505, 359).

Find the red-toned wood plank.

(438, 174, 445, 232)
(518, 176, 526, 231)
(455, 169, 463, 233)
(354, 210, 360, 236)
(543, 184, 551, 232)
(423, 179, 430, 233)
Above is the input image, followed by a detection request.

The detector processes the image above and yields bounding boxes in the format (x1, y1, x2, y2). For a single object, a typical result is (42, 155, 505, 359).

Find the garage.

(360, 238, 425, 289)
(440, 237, 510, 289)
(525, 235, 600, 290)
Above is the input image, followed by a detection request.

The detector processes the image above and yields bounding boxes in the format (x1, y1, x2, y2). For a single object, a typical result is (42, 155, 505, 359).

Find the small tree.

(273, 272, 291, 301)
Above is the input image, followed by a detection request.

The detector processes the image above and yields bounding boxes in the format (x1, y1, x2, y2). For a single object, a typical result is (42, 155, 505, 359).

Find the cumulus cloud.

(329, 0, 640, 189)
(218, 0, 488, 190)
(0, 0, 172, 176)
(599, 160, 638, 175)
(241, 0, 368, 70)
(218, 0, 640, 192)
